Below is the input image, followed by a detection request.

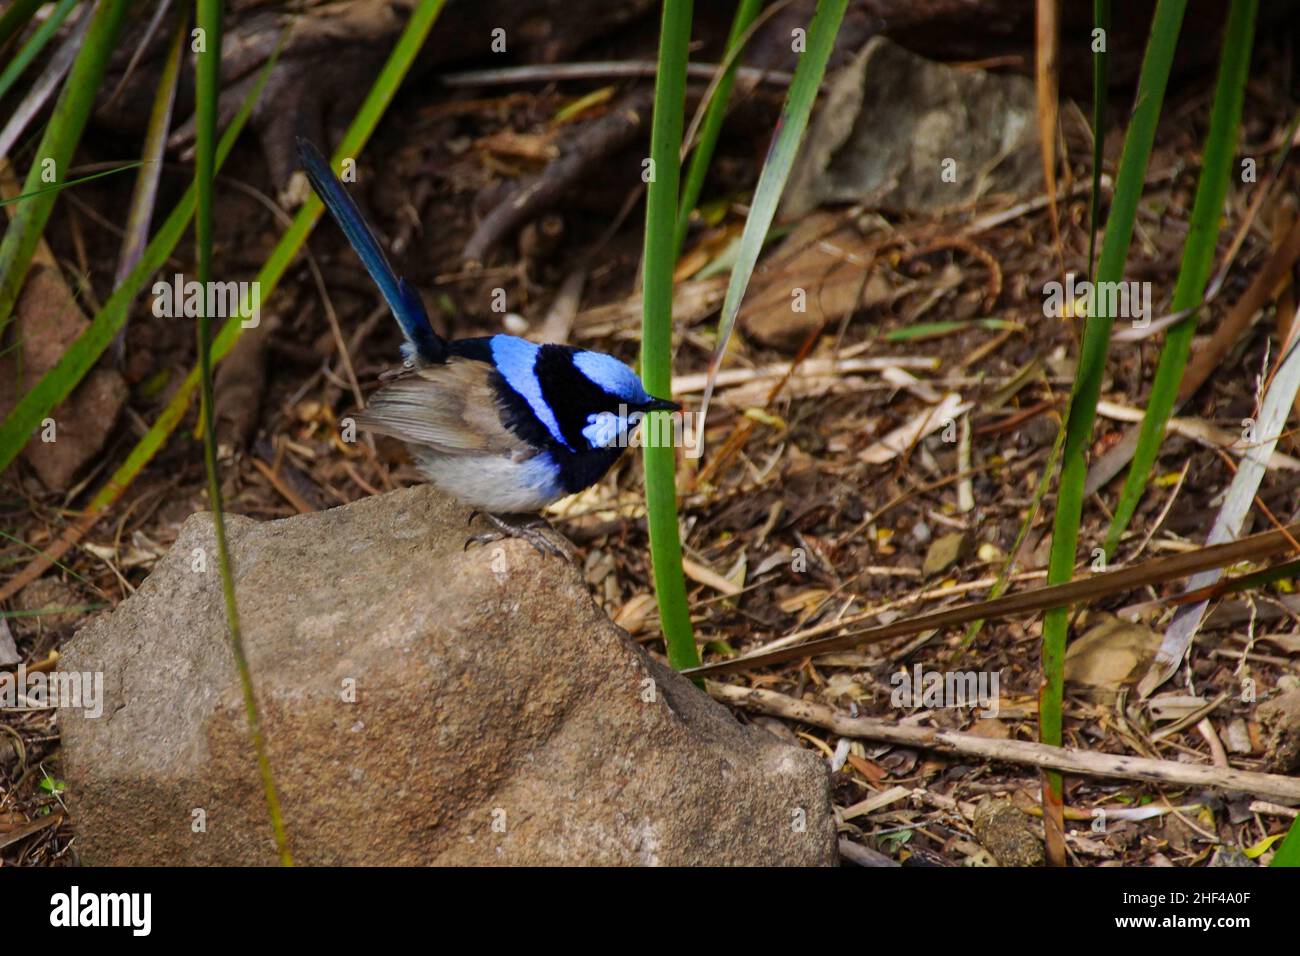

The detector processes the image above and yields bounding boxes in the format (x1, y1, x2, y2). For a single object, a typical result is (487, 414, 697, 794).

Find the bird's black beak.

(644, 396, 681, 413)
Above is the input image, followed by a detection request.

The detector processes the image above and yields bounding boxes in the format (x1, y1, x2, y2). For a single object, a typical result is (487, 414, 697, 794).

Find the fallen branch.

(708, 682, 1300, 804)
(837, 838, 900, 867)
(685, 515, 1300, 678)
(441, 61, 794, 89)
(462, 88, 653, 263)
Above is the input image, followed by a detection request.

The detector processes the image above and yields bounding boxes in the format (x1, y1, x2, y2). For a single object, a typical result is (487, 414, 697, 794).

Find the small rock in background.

(1063, 616, 1162, 702)
(1222, 718, 1254, 755)
(782, 37, 1040, 219)
(0, 618, 19, 667)
(972, 798, 1044, 867)
(922, 531, 972, 578)
(1257, 689, 1300, 773)
(1209, 846, 1256, 868)
(60, 485, 838, 865)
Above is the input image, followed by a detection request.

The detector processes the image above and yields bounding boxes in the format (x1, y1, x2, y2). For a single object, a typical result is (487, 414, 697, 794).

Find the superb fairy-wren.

(297, 139, 678, 551)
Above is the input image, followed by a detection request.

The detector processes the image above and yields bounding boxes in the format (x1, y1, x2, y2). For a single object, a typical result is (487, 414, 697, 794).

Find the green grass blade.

(0, 41, 278, 476)
(0, 527, 96, 589)
(697, 0, 848, 422)
(194, 0, 292, 867)
(0, 0, 130, 338)
(0, 161, 144, 207)
(1272, 818, 1300, 866)
(0, 0, 79, 104)
(672, 0, 763, 259)
(1039, 0, 1186, 846)
(641, 0, 698, 672)
(1088, 0, 1111, 279)
(1103, 0, 1256, 558)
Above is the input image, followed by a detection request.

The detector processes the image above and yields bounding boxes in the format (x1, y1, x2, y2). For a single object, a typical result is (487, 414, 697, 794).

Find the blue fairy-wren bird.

(297, 139, 678, 552)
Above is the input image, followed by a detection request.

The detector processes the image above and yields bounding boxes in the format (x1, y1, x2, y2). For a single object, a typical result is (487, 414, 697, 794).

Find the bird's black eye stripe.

(536, 345, 611, 449)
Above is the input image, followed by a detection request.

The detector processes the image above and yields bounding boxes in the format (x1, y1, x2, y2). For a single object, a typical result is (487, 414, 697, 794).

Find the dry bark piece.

(922, 531, 972, 578)
(0, 262, 128, 492)
(710, 682, 1300, 803)
(1063, 616, 1162, 701)
(738, 214, 905, 350)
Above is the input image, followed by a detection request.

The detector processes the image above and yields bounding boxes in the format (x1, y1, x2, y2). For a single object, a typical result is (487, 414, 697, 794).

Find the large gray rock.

(783, 37, 1040, 218)
(60, 486, 836, 865)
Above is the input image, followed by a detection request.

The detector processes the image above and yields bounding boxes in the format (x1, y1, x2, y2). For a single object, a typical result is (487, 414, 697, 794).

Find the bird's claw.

(464, 513, 574, 562)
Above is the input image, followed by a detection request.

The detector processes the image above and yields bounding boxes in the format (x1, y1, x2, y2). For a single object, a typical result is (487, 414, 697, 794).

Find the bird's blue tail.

(296, 138, 445, 365)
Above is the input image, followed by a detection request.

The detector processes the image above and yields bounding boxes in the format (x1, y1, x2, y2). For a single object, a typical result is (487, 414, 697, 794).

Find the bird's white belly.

(413, 449, 566, 512)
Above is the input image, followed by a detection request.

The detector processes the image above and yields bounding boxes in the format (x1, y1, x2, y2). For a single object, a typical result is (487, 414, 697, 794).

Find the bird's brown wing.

(354, 358, 531, 458)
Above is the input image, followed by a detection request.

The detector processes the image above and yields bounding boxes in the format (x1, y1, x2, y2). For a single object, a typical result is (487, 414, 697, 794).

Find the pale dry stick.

(441, 62, 794, 89)
(956, 416, 974, 513)
(93, 550, 136, 598)
(671, 355, 939, 393)
(532, 267, 586, 344)
(960, 175, 1114, 236)
(840, 785, 912, 821)
(709, 682, 1300, 803)
(1197, 718, 1230, 769)
(1212, 646, 1293, 667)
(1095, 400, 1300, 472)
(1236, 597, 1262, 675)
(1034, 0, 1061, 262)
(680, 556, 742, 597)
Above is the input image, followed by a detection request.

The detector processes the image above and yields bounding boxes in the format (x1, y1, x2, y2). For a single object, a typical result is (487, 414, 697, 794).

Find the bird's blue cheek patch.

(583, 411, 622, 449)
(490, 335, 572, 450)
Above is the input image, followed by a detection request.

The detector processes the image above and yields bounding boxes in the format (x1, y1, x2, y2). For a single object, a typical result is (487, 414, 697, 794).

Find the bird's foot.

(465, 512, 574, 561)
